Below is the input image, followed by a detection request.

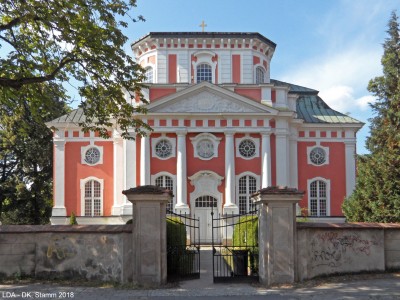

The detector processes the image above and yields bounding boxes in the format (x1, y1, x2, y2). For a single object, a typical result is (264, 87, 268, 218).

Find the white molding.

(235, 135, 260, 159)
(189, 170, 223, 212)
(151, 135, 176, 160)
(81, 144, 104, 166)
(190, 133, 221, 160)
(307, 177, 331, 217)
(307, 145, 330, 166)
(192, 50, 217, 84)
(146, 81, 277, 114)
(80, 177, 104, 217)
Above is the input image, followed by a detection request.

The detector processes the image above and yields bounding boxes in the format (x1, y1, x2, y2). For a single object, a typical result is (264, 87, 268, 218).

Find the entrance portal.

(189, 171, 223, 244)
(194, 196, 218, 243)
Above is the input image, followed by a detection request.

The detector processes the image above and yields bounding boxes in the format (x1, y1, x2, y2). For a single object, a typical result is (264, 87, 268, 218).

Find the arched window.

(309, 180, 327, 216)
(238, 175, 257, 214)
(195, 195, 217, 208)
(155, 175, 174, 211)
(84, 179, 103, 216)
(255, 66, 265, 84)
(144, 67, 153, 83)
(196, 63, 212, 83)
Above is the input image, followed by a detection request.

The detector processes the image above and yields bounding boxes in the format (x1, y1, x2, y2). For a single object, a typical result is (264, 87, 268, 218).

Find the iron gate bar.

(212, 209, 259, 283)
(166, 210, 200, 281)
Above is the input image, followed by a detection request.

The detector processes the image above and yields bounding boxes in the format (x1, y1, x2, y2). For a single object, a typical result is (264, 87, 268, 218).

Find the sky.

(122, 0, 399, 154)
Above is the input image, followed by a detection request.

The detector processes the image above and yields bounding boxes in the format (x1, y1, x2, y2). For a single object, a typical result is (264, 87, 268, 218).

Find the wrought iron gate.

(211, 210, 259, 283)
(166, 210, 200, 281)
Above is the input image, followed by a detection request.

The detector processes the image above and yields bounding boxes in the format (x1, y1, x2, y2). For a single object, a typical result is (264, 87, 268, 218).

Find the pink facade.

(48, 32, 363, 237)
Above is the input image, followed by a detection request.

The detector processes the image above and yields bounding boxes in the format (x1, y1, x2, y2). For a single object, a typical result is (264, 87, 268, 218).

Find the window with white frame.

(307, 145, 329, 166)
(144, 66, 153, 83)
(154, 175, 174, 211)
(82, 179, 103, 216)
(255, 66, 266, 84)
(235, 136, 260, 159)
(152, 136, 176, 160)
(308, 179, 329, 216)
(81, 145, 103, 166)
(196, 63, 212, 83)
(238, 175, 258, 214)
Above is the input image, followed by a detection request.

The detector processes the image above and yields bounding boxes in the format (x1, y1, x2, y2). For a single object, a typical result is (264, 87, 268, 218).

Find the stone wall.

(0, 225, 132, 282)
(297, 223, 400, 281)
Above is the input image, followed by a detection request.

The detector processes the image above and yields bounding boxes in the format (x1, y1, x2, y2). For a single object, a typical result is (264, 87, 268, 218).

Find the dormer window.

(144, 66, 153, 83)
(196, 63, 212, 83)
(256, 66, 266, 84)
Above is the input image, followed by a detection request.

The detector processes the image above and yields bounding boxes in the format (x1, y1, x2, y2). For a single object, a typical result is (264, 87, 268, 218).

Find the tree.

(0, 0, 150, 139)
(343, 11, 400, 222)
(0, 83, 69, 224)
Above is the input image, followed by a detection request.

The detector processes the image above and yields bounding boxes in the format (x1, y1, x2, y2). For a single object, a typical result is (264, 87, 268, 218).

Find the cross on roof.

(199, 20, 207, 32)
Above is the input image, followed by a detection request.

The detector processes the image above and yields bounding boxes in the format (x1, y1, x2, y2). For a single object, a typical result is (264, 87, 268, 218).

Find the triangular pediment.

(147, 82, 276, 114)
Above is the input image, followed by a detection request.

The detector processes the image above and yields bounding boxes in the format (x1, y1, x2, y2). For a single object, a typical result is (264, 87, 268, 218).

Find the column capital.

(176, 128, 187, 136)
(260, 130, 272, 137)
(275, 129, 290, 136)
(224, 128, 236, 136)
(54, 139, 66, 148)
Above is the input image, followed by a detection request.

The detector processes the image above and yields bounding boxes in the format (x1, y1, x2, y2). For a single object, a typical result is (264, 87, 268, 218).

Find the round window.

(155, 139, 172, 158)
(196, 139, 214, 159)
(85, 147, 101, 165)
(239, 139, 256, 158)
(310, 147, 326, 165)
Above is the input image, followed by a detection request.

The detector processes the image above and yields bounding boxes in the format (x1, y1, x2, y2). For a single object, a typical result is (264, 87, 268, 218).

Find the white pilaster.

(261, 131, 272, 188)
(224, 130, 238, 214)
(176, 130, 189, 213)
(275, 119, 290, 187)
(289, 133, 298, 188)
(52, 138, 67, 217)
(140, 135, 150, 185)
(345, 141, 357, 197)
(112, 131, 124, 215)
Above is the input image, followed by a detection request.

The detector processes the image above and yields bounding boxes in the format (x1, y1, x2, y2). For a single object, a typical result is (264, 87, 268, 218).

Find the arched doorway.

(189, 171, 223, 244)
(194, 195, 218, 243)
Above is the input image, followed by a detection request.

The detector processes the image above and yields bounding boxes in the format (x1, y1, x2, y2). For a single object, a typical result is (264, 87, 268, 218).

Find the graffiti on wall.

(310, 231, 379, 269)
(46, 237, 77, 260)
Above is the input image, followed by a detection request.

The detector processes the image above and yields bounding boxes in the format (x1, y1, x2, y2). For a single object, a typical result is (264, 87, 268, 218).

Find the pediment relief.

(149, 91, 269, 113)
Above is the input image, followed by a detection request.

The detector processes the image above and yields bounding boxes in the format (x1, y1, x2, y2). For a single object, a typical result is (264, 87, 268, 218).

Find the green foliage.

(166, 217, 187, 276)
(0, 0, 151, 139)
(69, 212, 78, 225)
(166, 217, 186, 249)
(0, 82, 69, 224)
(232, 215, 258, 274)
(343, 11, 400, 223)
(232, 215, 258, 248)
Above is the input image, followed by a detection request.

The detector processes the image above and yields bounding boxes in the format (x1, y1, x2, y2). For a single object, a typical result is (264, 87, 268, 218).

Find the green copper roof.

(271, 79, 318, 94)
(296, 95, 362, 124)
(270, 79, 363, 124)
(47, 108, 86, 125)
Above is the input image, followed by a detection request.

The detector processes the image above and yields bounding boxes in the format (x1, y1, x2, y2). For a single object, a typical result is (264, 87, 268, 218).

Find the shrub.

(232, 215, 259, 274)
(69, 212, 78, 225)
(166, 217, 187, 277)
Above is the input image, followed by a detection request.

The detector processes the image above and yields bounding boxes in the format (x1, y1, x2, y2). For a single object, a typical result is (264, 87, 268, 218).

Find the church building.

(47, 32, 363, 239)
